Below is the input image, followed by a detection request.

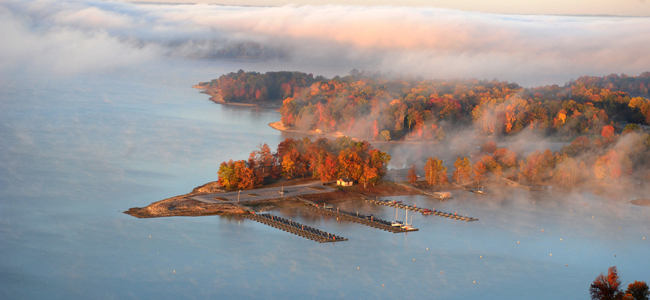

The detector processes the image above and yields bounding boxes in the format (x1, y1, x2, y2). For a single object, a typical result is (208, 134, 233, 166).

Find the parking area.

(191, 182, 336, 204)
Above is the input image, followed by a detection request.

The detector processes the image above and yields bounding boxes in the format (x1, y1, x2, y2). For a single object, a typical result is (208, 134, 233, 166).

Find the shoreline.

(194, 85, 285, 108)
(124, 181, 246, 218)
(268, 121, 350, 138)
(125, 176, 642, 219)
(268, 121, 446, 145)
(125, 180, 422, 219)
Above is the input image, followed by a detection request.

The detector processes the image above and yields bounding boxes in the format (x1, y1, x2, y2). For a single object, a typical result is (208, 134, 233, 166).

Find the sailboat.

(391, 207, 403, 227)
(401, 208, 416, 231)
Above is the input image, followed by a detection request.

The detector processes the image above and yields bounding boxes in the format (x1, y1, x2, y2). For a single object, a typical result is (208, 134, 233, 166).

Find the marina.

(304, 206, 419, 233)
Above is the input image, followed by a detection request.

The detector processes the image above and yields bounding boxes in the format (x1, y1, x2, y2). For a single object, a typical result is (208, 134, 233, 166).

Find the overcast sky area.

(133, 0, 650, 16)
(2, 0, 650, 86)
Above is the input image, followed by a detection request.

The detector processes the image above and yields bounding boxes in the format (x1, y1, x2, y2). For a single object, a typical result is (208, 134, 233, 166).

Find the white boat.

(391, 207, 403, 227)
(400, 209, 417, 231)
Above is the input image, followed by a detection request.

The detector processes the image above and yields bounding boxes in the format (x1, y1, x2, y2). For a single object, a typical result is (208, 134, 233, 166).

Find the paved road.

(190, 181, 336, 204)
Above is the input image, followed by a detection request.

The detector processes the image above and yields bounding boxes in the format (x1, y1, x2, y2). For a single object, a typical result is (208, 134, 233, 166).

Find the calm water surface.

(1, 60, 648, 299)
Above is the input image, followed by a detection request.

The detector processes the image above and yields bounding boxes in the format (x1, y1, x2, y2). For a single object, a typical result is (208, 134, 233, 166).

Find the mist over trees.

(409, 127, 650, 187)
(208, 71, 650, 188)
(203, 71, 650, 141)
(202, 70, 321, 103)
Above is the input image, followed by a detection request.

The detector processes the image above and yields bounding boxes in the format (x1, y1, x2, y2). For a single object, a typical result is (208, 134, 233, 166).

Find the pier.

(364, 198, 478, 222)
(294, 197, 418, 233)
(304, 206, 418, 233)
(242, 213, 347, 243)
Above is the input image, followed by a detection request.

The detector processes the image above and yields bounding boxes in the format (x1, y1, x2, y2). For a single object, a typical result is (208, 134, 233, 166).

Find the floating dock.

(304, 206, 418, 233)
(242, 213, 347, 243)
(364, 198, 478, 222)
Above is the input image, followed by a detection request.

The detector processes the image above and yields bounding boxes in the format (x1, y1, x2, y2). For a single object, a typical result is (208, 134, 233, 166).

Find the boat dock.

(242, 213, 347, 243)
(304, 206, 418, 233)
(364, 198, 478, 222)
(395, 182, 452, 199)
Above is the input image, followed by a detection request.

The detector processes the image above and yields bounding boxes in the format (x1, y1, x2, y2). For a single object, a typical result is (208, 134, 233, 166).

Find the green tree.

(624, 124, 641, 133)
(380, 130, 391, 141)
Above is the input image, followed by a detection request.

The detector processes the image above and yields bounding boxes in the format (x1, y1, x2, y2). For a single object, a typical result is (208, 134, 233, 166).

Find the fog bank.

(2, 0, 650, 85)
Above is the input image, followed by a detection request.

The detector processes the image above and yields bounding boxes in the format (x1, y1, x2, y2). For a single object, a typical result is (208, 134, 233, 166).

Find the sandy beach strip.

(629, 199, 650, 207)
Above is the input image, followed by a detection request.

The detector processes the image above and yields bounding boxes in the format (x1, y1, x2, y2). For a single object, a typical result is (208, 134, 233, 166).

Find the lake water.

(1, 59, 648, 299)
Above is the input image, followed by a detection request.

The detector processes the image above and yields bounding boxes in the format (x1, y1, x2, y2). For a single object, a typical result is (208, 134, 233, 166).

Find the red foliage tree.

(589, 266, 623, 300)
(320, 152, 338, 182)
(625, 281, 649, 300)
(602, 125, 615, 138)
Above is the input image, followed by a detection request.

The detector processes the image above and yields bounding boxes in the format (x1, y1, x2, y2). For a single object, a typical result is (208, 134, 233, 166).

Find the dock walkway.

(364, 199, 478, 222)
(242, 213, 347, 243)
(304, 206, 417, 233)
(294, 196, 418, 233)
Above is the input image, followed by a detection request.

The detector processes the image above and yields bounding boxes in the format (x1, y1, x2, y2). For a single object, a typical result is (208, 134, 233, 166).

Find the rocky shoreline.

(124, 181, 246, 218)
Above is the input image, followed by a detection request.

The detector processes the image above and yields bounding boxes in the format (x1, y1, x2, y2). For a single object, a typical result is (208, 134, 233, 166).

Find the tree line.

(201, 70, 322, 103)
(217, 137, 391, 190)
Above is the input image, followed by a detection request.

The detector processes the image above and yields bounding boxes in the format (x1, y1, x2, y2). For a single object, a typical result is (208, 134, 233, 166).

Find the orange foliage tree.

(473, 161, 487, 184)
(424, 157, 448, 186)
(453, 157, 472, 184)
(407, 164, 418, 184)
(217, 137, 390, 190)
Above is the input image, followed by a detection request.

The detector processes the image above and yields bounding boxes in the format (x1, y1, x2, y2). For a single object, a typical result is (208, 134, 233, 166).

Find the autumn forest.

(207, 71, 650, 190)
(202, 70, 650, 141)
